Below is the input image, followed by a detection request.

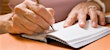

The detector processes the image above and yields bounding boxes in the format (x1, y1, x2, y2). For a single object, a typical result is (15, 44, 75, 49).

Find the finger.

(96, 10, 106, 25)
(14, 4, 50, 30)
(24, 1, 54, 24)
(78, 13, 87, 28)
(13, 14, 44, 34)
(89, 9, 98, 28)
(14, 3, 26, 10)
(12, 14, 34, 34)
(63, 12, 77, 28)
(46, 8, 55, 16)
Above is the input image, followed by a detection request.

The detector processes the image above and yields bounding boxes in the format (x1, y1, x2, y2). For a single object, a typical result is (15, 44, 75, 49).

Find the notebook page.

(52, 21, 65, 31)
(67, 27, 109, 44)
(68, 29, 110, 48)
(48, 20, 109, 43)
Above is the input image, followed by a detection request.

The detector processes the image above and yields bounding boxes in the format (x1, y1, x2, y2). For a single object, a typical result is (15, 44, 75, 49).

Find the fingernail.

(92, 22, 97, 28)
(51, 19, 55, 24)
(79, 22, 85, 28)
(101, 22, 105, 25)
(63, 23, 70, 28)
(63, 25, 69, 28)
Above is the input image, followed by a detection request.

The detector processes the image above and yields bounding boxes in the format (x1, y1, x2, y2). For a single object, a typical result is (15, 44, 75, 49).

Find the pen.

(36, 0, 55, 31)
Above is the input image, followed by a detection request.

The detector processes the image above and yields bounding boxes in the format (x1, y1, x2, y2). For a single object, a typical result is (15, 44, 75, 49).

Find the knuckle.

(14, 4, 23, 10)
(14, 7, 22, 14)
(14, 6, 20, 9)
(12, 15, 19, 21)
(68, 16, 76, 21)
(14, 4, 26, 13)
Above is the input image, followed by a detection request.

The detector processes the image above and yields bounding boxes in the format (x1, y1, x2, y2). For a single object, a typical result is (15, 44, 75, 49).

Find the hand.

(0, 0, 55, 34)
(64, 1, 106, 28)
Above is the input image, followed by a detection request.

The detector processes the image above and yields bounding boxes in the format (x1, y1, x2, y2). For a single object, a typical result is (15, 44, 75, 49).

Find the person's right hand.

(8, 0, 55, 35)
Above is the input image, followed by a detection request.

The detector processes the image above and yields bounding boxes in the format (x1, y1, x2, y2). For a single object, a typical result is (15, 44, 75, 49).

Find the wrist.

(0, 13, 13, 34)
(0, 21, 8, 34)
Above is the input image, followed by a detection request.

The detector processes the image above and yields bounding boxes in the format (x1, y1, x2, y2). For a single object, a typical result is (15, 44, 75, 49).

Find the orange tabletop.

(0, 33, 71, 50)
(81, 35, 110, 50)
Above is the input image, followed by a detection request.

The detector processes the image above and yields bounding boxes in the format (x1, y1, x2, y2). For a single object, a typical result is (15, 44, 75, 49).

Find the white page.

(67, 28, 110, 48)
(48, 20, 110, 44)
(52, 21, 65, 31)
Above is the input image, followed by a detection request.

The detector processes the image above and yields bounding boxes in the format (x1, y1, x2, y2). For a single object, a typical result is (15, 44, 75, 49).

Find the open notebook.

(21, 20, 110, 48)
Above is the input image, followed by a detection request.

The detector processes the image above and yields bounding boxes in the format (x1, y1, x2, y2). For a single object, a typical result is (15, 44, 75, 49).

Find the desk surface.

(0, 24, 110, 50)
(0, 33, 70, 50)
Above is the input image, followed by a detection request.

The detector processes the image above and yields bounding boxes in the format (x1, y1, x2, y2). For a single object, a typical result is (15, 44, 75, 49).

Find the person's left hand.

(64, 1, 106, 28)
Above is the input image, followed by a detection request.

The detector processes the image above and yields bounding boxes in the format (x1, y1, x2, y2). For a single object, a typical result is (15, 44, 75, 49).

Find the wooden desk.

(0, 33, 70, 50)
(81, 35, 110, 50)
